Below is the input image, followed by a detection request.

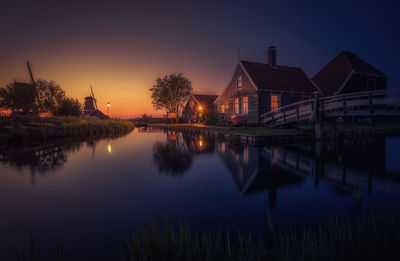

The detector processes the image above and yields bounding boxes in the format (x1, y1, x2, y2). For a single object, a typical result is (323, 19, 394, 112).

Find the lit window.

(221, 104, 225, 113)
(242, 96, 248, 115)
(271, 95, 279, 112)
(234, 97, 239, 114)
(237, 74, 242, 89)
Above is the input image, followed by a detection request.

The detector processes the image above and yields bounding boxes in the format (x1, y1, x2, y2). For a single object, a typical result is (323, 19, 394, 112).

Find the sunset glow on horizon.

(1, 0, 399, 118)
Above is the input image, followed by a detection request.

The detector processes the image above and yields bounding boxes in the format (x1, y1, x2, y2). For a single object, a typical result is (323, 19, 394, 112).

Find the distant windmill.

(83, 85, 97, 115)
(83, 85, 108, 119)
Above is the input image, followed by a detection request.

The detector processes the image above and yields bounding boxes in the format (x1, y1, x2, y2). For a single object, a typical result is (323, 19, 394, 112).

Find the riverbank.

(0, 116, 134, 143)
(15, 209, 400, 261)
(150, 121, 400, 145)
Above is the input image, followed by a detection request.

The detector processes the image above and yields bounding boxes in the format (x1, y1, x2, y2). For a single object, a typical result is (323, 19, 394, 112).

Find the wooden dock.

(148, 123, 400, 146)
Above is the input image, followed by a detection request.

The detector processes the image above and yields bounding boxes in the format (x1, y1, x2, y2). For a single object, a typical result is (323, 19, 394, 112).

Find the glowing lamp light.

(108, 144, 112, 153)
(198, 105, 203, 111)
(107, 102, 110, 108)
(199, 140, 203, 147)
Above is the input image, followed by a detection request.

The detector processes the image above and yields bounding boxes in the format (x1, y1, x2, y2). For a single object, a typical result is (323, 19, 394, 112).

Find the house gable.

(214, 61, 259, 123)
(312, 51, 387, 95)
(215, 61, 258, 104)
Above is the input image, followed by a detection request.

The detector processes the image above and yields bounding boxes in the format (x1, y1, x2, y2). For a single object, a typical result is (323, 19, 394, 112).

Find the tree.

(53, 97, 82, 117)
(36, 79, 65, 113)
(150, 73, 192, 117)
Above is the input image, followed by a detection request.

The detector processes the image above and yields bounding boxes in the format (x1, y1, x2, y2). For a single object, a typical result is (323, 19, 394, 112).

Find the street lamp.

(107, 102, 110, 117)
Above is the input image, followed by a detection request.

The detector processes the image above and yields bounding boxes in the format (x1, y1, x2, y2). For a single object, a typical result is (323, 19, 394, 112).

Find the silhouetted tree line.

(0, 79, 82, 117)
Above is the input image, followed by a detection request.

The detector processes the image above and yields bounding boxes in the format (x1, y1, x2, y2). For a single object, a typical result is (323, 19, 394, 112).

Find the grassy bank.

(15, 210, 400, 261)
(120, 210, 400, 261)
(0, 116, 134, 143)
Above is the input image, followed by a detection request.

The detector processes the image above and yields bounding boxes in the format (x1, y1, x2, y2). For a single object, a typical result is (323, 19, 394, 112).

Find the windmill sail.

(26, 61, 39, 115)
(90, 85, 98, 110)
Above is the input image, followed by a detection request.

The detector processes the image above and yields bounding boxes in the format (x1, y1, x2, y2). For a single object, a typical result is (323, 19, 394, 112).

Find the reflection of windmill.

(83, 86, 108, 119)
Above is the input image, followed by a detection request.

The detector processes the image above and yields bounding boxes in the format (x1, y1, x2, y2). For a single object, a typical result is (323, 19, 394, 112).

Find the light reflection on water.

(0, 127, 399, 260)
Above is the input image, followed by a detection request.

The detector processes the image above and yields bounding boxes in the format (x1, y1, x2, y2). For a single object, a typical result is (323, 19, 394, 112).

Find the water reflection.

(151, 131, 400, 209)
(0, 141, 81, 183)
(0, 135, 123, 183)
(216, 142, 304, 208)
(151, 131, 215, 176)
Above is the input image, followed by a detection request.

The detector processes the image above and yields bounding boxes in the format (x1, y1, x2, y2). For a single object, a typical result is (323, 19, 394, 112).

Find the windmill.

(83, 85, 108, 119)
(83, 85, 97, 115)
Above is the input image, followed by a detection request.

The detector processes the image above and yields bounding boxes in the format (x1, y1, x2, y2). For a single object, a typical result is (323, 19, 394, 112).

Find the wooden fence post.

(314, 92, 323, 140)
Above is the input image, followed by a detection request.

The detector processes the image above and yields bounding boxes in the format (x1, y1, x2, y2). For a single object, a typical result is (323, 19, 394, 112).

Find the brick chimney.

(268, 46, 276, 66)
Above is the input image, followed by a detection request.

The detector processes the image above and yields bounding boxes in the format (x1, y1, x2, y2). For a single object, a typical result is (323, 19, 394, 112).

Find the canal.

(0, 127, 399, 260)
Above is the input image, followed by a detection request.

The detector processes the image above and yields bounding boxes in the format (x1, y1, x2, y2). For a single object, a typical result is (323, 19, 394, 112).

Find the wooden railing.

(260, 89, 400, 126)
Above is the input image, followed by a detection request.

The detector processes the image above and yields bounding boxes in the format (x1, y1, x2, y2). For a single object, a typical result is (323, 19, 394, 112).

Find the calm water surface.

(1, 128, 400, 260)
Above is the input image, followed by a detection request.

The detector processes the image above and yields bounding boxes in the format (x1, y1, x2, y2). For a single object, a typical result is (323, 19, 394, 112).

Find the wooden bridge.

(260, 89, 400, 126)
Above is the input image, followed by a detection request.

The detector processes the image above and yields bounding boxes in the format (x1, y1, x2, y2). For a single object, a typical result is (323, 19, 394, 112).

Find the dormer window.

(237, 74, 243, 89)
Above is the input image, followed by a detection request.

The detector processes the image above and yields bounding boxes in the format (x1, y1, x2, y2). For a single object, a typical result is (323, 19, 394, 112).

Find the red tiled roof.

(312, 51, 386, 95)
(192, 94, 218, 106)
(240, 60, 318, 93)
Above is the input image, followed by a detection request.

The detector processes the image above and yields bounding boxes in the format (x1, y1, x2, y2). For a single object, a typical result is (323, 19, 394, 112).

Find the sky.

(0, 0, 399, 118)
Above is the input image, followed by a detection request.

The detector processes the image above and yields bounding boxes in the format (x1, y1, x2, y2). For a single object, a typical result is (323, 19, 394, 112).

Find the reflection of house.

(181, 94, 218, 123)
(216, 142, 258, 191)
(216, 141, 304, 208)
(262, 139, 400, 195)
(214, 47, 318, 123)
(183, 134, 215, 154)
(312, 51, 387, 95)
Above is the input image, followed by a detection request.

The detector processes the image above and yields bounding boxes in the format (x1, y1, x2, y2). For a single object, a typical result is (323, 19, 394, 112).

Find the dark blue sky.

(0, 0, 399, 116)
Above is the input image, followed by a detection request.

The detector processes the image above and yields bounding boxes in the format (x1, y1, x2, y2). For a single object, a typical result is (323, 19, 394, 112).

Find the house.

(312, 51, 387, 96)
(214, 47, 318, 124)
(181, 94, 218, 123)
